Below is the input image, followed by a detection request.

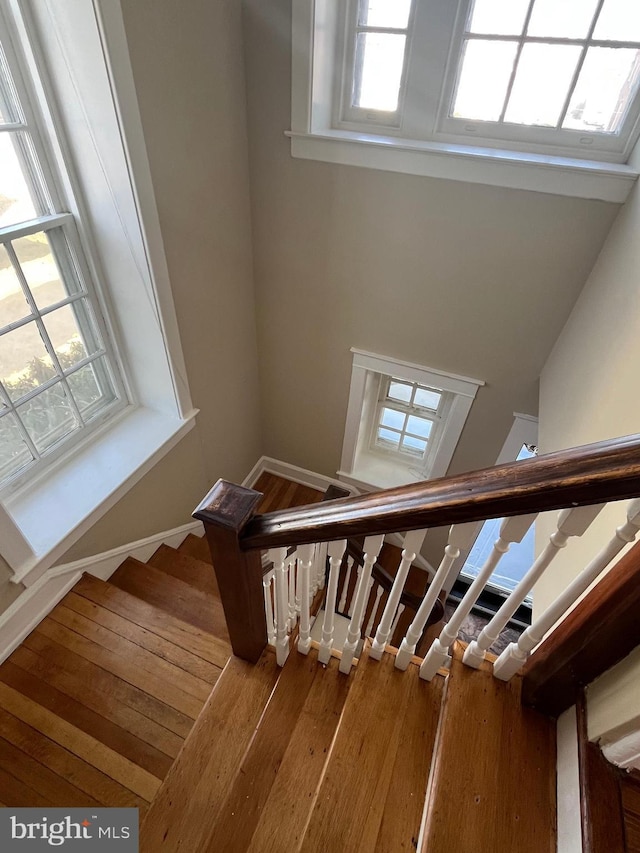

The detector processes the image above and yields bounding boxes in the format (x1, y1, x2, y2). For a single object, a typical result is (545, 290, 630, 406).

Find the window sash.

(370, 377, 446, 462)
(334, 0, 640, 162)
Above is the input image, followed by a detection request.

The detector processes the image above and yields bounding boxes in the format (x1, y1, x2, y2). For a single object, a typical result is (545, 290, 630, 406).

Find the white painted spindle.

(389, 603, 405, 642)
(493, 499, 640, 681)
(312, 542, 327, 597)
(268, 546, 290, 666)
(463, 504, 604, 668)
(338, 556, 354, 612)
(419, 513, 537, 681)
(339, 534, 385, 674)
(263, 569, 276, 646)
(318, 540, 347, 664)
(365, 583, 384, 638)
(297, 543, 314, 655)
(395, 523, 477, 670)
(288, 551, 297, 631)
(370, 528, 427, 660)
(348, 563, 362, 617)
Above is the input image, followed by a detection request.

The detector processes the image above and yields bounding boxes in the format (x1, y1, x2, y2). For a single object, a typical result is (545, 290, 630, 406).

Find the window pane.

(388, 380, 412, 402)
(42, 301, 100, 370)
(377, 427, 400, 447)
(563, 48, 640, 133)
(414, 387, 441, 410)
(594, 0, 640, 42)
(527, 0, 600, 39)
(0, 321, 55, 402)
(12, 232, 75, 310)
(468, 0, 530, 36)
(17, 382, 77, 453)
(0, 244, 31, 328)
(452, 40, 518, 121)
(359, 0, 411, 29)
(406, 415, 432, 438)
(353, 33, 406, 111)
(0, 411, 33, 480)
(504, 44, 582, 126)
(67, 358, 115, 416)
(401, 435, 427, 454)
(0, 133, 38, 227)
(381, 407, 405, 430)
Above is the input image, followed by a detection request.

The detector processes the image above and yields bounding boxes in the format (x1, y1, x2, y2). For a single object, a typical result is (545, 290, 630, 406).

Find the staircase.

(141, 635, 555, 852)
(0, 534, 231, 816)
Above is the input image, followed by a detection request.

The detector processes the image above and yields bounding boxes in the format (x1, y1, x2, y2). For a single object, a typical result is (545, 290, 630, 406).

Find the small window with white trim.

(371, 377, 452, 468)
(0, 16, 125, 491)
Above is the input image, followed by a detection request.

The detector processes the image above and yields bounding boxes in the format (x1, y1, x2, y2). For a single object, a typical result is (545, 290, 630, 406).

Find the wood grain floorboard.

(0, 765, 54, 808)
(73, 575, 230, 667)
(148, 544, 219, 597)
(141, 652, 280, 853)
(178, 533, 212, 564)
(23, 631, 194, 739)
(423, 646, 556, 853)
(0, 661, 172, 780)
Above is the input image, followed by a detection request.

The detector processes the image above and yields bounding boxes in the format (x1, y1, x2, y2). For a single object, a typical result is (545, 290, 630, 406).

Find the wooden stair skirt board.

(141, 642, 556, 853)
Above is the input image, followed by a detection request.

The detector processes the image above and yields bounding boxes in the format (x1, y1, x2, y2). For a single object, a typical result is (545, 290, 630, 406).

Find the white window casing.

(339, 348, 483, 491)
(290, 0, 640, 202)
(0, 0, 197, 586)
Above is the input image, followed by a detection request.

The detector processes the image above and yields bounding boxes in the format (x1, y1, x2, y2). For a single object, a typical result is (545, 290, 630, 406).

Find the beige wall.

(49, 0, 262, 566)
(242, 0, 618, 497)
(536, 156, 640, 740)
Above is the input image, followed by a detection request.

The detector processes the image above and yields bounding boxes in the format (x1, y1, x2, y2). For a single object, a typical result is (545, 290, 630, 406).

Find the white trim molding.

(0, 520, 204, 664)
(339, 348, 483, 492)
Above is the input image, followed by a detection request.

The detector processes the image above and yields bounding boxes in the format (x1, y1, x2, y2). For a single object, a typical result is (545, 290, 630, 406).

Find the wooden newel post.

(193, 479, 267, 664)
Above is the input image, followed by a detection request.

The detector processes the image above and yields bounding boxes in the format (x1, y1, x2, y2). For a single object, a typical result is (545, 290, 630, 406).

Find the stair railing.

(194, 433, 640, 681)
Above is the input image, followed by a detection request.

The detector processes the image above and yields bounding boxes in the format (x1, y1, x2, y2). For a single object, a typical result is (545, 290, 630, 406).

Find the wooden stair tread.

(300, 643, 444, 853)
(148, 543, 219, 597)
(423, 646, 556, 853)
(248, 654, 351, 852)
(203, 648, 350, 852)
(140, 651, 280, 853)
(74, 574, 230, 668)
(109, 558, 229, 641)
(178, 532, 212, 565)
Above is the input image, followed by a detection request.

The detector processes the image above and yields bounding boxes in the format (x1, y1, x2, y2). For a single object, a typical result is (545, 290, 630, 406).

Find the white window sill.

(3, 405, 198, 586)
(339, 450, 426, 493)
(287, 130, 639, 203)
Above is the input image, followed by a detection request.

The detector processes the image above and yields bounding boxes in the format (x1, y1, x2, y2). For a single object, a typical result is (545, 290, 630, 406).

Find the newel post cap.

(193, 479, 263, 532)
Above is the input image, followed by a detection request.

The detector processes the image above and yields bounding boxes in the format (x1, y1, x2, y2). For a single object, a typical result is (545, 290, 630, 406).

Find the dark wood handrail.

(234, 434, 640, 550)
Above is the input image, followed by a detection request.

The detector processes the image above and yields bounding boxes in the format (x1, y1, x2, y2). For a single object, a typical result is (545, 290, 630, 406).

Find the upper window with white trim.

(0, 16, 125, 491)
(337, 0, 640, 161)
(291, 0, 640, 200)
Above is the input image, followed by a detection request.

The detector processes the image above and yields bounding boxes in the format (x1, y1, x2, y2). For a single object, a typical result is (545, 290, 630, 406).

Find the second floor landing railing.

(194, 433, 640, 689)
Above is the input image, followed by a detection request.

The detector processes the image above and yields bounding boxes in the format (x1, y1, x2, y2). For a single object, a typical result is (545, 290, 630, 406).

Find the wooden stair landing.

(142, 642, 556, 853)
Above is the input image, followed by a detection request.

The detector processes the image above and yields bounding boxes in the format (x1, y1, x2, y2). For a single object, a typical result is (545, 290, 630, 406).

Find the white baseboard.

(243, 456, 360, 496)
(243, 457, 434, 575)
(0, 519, 204, 664)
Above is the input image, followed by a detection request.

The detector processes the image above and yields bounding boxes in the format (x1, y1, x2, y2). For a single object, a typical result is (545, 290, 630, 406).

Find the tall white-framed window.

(0, 5, 126, 492)
(290, 0, 640, 202)
(0, 0, 196, 585)
(339, 349, 483, 491)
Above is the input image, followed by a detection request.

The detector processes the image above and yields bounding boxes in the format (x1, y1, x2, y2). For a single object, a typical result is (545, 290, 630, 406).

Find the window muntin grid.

(0, 25, 124, 489)
(371, 377, 447, 460)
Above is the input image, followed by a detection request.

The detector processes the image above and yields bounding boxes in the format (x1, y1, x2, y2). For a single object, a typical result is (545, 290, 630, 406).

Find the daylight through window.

(0, 26, 124, 489)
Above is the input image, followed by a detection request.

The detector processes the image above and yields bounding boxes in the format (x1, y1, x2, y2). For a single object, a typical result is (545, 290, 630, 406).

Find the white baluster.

(263, 569, 276, 645)
(268, 546, 290, 667)
(463, 504, 604, 668)
(338, 556, 354, 613)
(348, 563, 362, 617)
(494, 499, 640, 681)
(389, 603, 405, 644)
(339, 534, 385, 674)
(318, 540, 347, 664)
(317, 541, 328, 590)
(297, 543, 314, 655)
(395, 522, 477, 671)
(312, 542, 327, 597)
(288, 551, 297, 631)
(370, 529, 427, 661)
(419, 513, 537, 681)
(365, 583, 384, 638)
